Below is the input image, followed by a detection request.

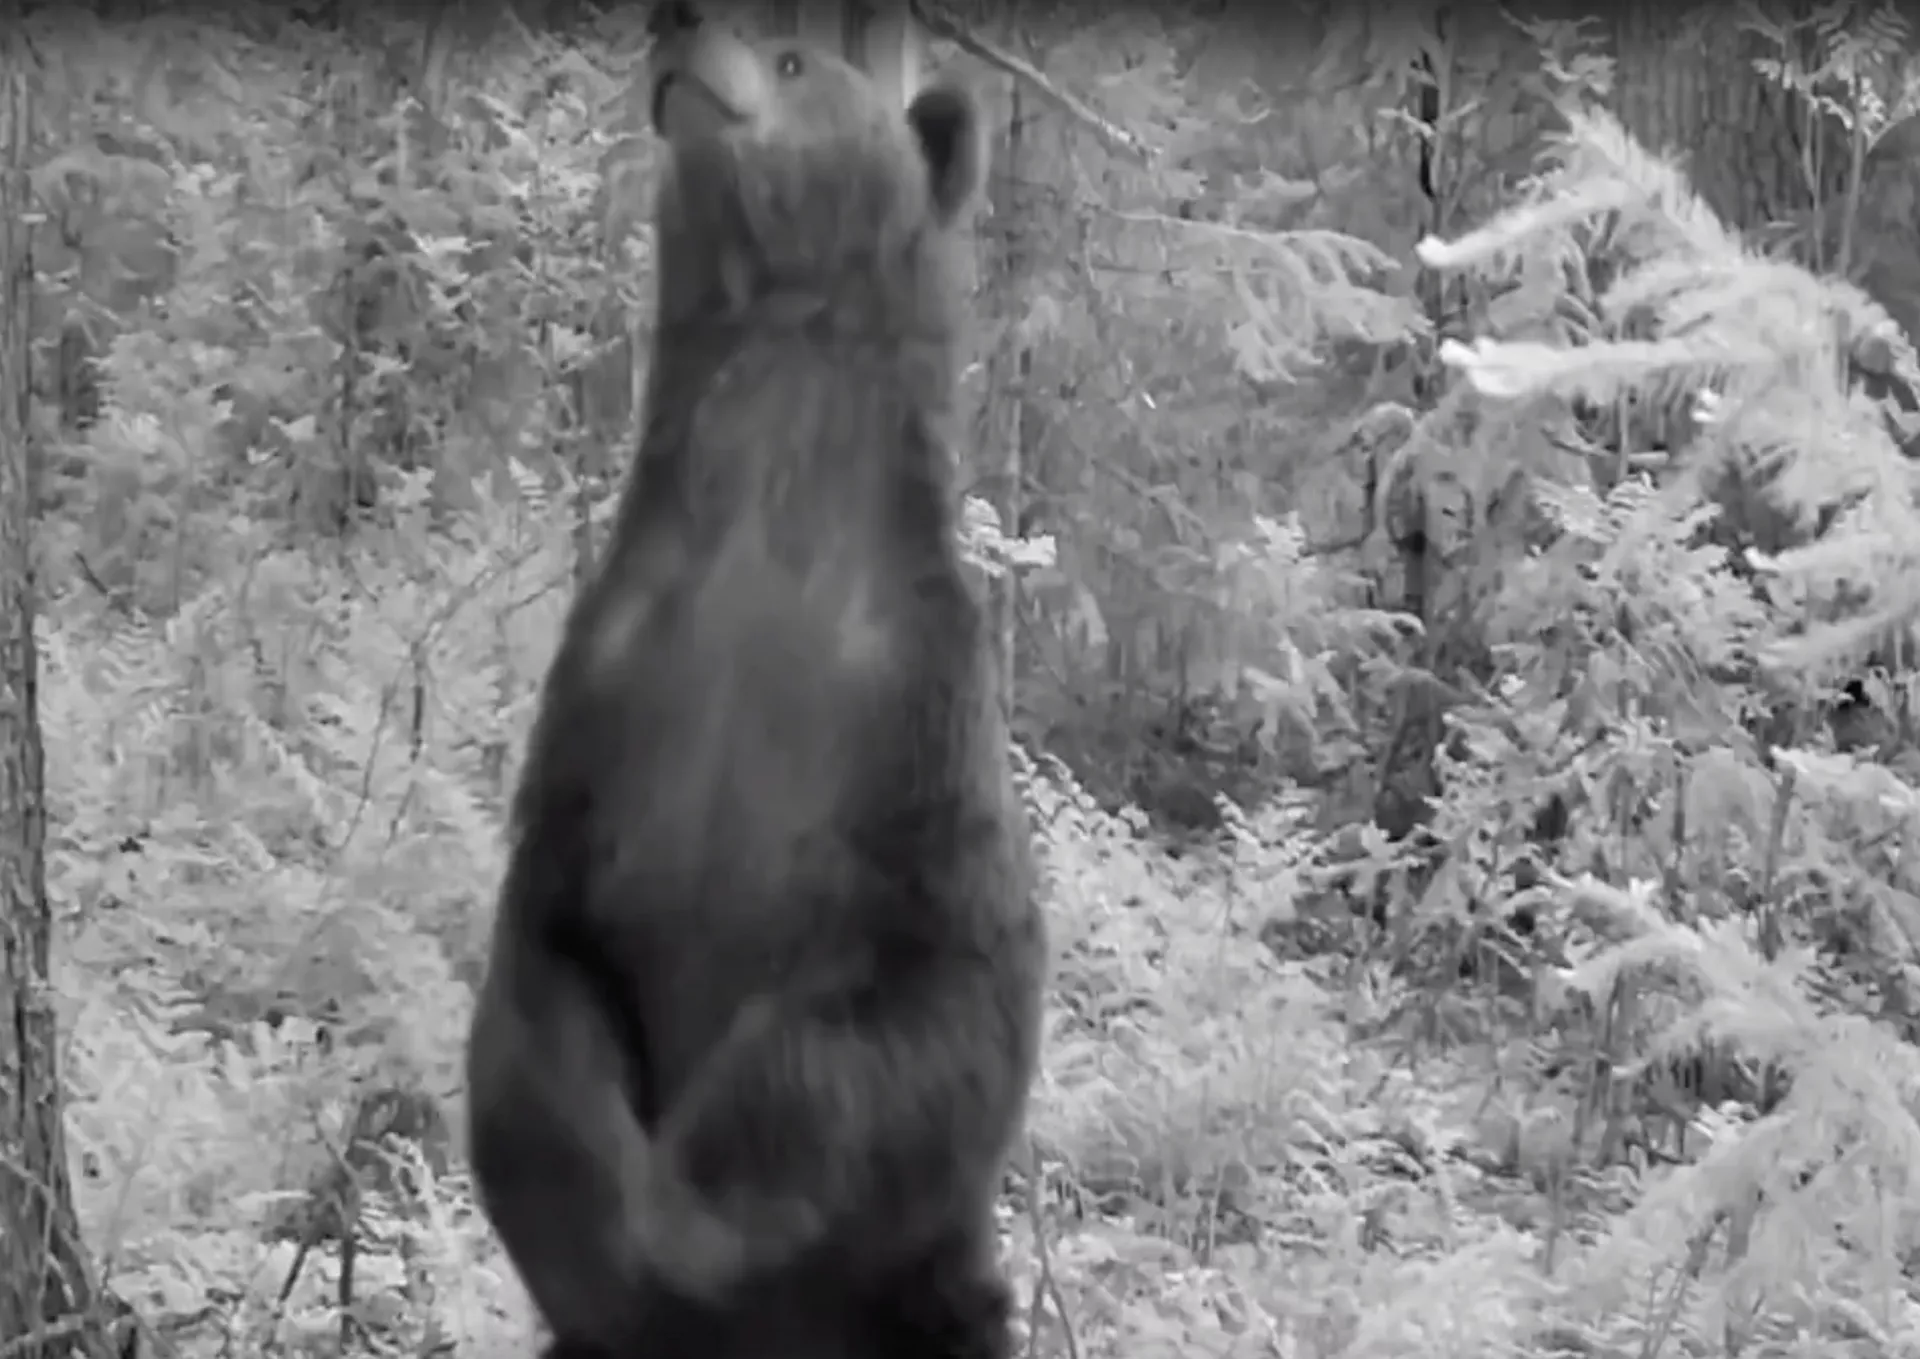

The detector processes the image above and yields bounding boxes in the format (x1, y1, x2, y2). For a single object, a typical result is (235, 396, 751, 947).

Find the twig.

(908, 0, 1151, 163)
(1020, 1134, 1078, 1359)
(1756, 764, 1795, 962)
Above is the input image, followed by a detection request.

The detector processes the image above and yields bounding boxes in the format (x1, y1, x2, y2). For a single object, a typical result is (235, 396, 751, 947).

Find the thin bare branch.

(908, 0, 1151, 163)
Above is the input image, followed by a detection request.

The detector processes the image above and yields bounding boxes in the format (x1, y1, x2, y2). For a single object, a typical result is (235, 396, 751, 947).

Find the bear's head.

(647, 4, 984, 323)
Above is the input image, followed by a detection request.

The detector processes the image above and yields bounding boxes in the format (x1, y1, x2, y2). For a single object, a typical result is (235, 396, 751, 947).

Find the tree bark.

(976, 69, 1030, 705)
(0, 21, 121, 1359)
(1608, 5, 1844, 237)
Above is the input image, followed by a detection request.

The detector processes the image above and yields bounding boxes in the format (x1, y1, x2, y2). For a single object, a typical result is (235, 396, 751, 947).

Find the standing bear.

(463, 6, 1048, 1359)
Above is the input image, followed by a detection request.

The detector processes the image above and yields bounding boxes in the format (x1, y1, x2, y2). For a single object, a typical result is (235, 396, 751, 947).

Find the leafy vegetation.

(21, 3, 1920, 1358)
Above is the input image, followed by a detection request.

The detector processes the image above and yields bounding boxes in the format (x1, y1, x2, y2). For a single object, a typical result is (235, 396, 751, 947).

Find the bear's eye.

(776, 51, 805, 78)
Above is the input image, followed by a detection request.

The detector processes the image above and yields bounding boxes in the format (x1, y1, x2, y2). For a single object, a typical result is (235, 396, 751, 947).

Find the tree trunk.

(0, 23, 121, 1359)
(1608, 5, 1844, 238)
(976, 69, 1030, 706)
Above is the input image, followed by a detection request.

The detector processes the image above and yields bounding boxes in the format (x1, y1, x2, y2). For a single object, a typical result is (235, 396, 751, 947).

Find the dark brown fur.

(464, 8, 1045, 1359)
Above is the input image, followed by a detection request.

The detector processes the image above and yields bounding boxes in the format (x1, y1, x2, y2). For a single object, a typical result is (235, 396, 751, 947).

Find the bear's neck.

(638, 307, 966, 530)
(658, 269, 967, 346)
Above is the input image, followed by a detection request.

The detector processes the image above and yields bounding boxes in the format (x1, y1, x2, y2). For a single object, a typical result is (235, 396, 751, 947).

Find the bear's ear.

(907, 82, 985, 226)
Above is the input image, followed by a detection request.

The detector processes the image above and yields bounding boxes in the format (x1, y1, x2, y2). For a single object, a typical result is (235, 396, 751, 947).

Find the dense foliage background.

(20, 1, 1920, 1356)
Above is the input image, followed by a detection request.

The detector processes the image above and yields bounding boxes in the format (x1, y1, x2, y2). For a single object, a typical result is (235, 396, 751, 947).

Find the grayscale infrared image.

(1, 2, 1917, 1357)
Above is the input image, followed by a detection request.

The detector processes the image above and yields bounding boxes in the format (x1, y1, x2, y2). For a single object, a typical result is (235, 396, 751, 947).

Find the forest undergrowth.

(33, 539, 1546, 1359)
(40, 409, 1920, 1359)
